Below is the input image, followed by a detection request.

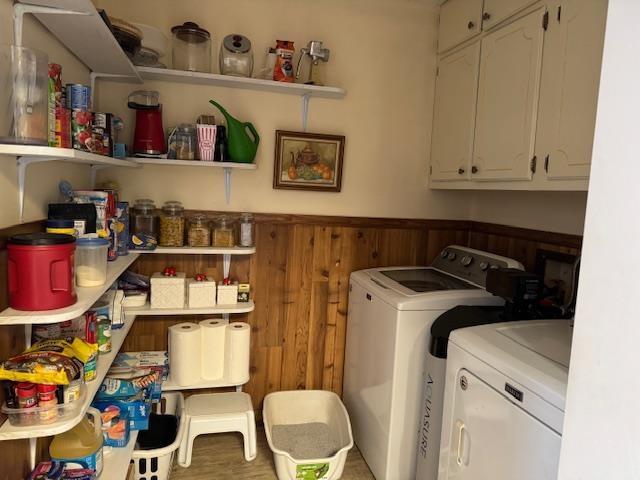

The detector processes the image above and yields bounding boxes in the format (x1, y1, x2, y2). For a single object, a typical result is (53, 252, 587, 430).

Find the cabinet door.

(536, 0, 607, 180)
(446, 369, 562, 480)
(438, 0, 484, 53)
(482, 0, 539, 29)
(472, 8, 545, 181)
(430, 43, 480, 181)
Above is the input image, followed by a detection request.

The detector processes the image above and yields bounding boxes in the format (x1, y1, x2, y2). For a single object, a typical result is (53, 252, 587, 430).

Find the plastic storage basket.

(131, 392, 185, 480)
(263, 390, 354, 480)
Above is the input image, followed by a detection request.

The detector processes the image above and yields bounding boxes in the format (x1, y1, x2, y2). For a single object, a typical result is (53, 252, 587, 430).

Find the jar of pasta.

(188, 214, 210, 247)
(159, 201, 185, 247)
(212, 215, 235, 247)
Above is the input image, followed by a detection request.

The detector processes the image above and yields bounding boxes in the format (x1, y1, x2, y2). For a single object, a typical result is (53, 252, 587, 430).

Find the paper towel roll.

(224, 322, 251, 384)
(200, 318, 228, 380)
(169, 322, 201, 386)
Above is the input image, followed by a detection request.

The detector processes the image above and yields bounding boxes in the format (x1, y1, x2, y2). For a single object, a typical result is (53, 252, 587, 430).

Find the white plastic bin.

(263, 390, 354, 480)
(131, 392, 186, 480)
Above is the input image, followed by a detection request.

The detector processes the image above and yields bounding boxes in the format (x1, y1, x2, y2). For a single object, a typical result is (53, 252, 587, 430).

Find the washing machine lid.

(450, 319, 573, 411)
(351, 268, 504, 311)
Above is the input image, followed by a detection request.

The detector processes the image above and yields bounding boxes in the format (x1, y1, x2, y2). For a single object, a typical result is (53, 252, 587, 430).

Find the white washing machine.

(438, 319, 573, 480)
(343, 246, 523, 480)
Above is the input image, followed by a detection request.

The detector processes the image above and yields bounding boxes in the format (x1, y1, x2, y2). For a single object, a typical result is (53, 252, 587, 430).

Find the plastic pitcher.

(0, 46, 49, 145)
(209, 100, 259, 163)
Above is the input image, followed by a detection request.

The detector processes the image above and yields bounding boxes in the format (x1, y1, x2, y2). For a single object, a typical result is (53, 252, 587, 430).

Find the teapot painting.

(290, 144, 320, 166)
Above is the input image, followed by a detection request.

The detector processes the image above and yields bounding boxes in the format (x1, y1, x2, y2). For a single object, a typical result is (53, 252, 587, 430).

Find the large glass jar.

(188, 214, 210, 247)
(131, 199, 159, 240)
(238, 213, 254, 247)
(212, 215, 235, 247)
(171, 22, 211, 73)
(159, 201, 185, 247)
(167, 124, 197, 160)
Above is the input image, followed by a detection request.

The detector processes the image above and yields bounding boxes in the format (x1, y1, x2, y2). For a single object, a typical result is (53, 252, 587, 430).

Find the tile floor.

(170, 428, 374, 479)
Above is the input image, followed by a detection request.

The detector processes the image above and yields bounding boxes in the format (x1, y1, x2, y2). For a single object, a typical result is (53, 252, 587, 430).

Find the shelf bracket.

(29, 437, 36, 470)
(13, 3, 87, 47)
(17, 156, 59, 224)
(301, 94, 311, 132)
(223, 253, 231, 279)
(224, 167, 232, 204)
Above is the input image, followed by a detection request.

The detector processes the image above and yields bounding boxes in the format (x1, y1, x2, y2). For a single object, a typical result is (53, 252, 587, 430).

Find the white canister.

(150, 272, 186, 309)
(75, 237, 109, 287)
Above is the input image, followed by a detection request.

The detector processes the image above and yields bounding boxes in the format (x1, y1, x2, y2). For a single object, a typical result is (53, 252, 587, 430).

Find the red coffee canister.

(8, 233, 77, 311)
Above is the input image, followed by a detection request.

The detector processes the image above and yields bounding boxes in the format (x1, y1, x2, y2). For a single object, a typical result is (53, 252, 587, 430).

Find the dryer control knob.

(461, 255, 473, 267)
(440, 250, 448, 258)
(480, 262, 489, 271)
(447, 252, 457, 261)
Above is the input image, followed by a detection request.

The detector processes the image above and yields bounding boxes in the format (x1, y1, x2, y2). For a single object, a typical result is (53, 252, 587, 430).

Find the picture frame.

(273, 130, 345, 192)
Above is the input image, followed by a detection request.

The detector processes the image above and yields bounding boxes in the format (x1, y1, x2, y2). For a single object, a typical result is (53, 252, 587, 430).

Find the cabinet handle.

(471, 166, 478, 174)
(467, 21, 475, 29)
(458, 168, 465, 175)
(482, 12, 492, 21)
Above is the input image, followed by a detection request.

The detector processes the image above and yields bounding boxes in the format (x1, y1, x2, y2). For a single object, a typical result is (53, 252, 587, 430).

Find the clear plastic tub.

(75, 237, 109, 287)
(263, 390, 354, 480)
(1, 384, 86, 426)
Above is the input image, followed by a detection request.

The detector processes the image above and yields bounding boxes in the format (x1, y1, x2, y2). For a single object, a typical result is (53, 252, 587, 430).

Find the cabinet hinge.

(542, 11, 549, 30)
(530, 156, 537, 173)
(557, 5, 562, 22)
(544, 155, 550, 173)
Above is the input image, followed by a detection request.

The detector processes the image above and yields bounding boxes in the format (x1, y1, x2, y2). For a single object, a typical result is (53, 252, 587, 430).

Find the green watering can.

(209, 100, 260, 163)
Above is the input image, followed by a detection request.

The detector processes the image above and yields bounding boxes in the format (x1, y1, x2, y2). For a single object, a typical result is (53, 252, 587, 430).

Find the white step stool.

(178, 392, 257, 467)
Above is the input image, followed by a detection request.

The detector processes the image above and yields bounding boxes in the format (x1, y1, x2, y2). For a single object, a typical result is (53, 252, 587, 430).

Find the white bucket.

(263, 390, 354, 480)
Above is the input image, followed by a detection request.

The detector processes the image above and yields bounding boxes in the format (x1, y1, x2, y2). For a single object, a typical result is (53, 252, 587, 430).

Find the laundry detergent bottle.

(50, 407, 104, 475)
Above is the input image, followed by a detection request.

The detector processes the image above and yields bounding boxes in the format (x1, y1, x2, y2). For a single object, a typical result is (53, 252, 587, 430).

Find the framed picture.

(273, 130, 345, 192)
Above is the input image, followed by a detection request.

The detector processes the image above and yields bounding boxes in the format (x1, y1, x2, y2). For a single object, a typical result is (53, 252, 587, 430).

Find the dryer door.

(446, 369, 561, 480)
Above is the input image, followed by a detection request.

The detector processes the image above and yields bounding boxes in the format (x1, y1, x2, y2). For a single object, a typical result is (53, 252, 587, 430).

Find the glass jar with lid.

(171, 22, 212, 73)
(238, 213, 254, 247)
(131, 199, 159, 240)
(167, 124, 197, 160)
(159, 201, 185, 247)
(219, 34, 254, 77)
(212, 215, 235, 247)
(188, 214, 211, 247)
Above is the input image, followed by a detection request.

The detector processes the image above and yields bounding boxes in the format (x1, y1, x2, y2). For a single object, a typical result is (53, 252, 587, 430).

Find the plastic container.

(131, 392, 186, 480)
(263, 390, 354, 480)
(0, 45, 49, 145)
(7, 233, 76, 311)
(46, 219, 77, 236)
(238, 213, 254, 247)
(212, 215, 235, 247)
(75, 237, 109, 287)
(187, 214, 210, 247)
(171, 22, 211, 73)
(160, 201, 185, 247)
(1, 384, 86, 427)
(50, 407, 104, 476)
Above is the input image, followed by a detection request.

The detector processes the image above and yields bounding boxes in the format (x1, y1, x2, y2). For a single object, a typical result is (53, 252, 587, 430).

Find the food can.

(71, 109, 92, 152)
(54, 107, 71, 148)
(48, 64, 63, 146)
(65, 83, 91, 110)
(97, 316, 112, 354)
(92, 112, 113, 157)
(84, 352, 97, 382)
(61, 378, 82, 403)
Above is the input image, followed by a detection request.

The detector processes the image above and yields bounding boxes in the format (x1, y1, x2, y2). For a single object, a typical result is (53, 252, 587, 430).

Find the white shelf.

(17, 0, 141, 80)
(137, 246, 256, 255)
(162, 376, 247, 392)
(0, 315, 136, 440)
(134, 158, 257, 170)
(126, 300, 255, 316)
(0, 145, 139, 167)
(137, 66, 347, 99)
(100, 430, 139, 480)
(0, 253, 140, 325)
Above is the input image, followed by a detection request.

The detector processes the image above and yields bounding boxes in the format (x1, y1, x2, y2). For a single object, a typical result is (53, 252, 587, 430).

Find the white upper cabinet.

(472, 8, 546, 181)
(481, 0, 540, 30)
(535, 0, 608, 180)
(438, 0, 484, 53)
(430, 43, 481, 181)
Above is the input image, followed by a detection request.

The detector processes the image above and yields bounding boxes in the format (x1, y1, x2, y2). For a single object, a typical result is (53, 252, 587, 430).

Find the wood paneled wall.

(0, 214, 583, 478)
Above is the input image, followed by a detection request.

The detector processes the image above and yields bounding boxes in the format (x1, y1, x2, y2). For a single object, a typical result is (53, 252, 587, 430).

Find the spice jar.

(212, 215, 235, 247)
(37, 384, 58, 422)
(160, 201, 185, 247)
(15, 382, 37, 424)
(238, 213, 254, 247)
(131, 199, 159, 240)
(188, 214, 211, 247)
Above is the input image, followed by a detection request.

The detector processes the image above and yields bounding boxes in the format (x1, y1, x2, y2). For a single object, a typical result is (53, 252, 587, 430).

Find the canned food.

(54, 107, 71, 148)
(97, 316, 112, 354)
(92, 112, 113, 157)
(48, 64, 63, 146)
(71, 109, 92, 152)
(65, 83, 91, 110)
(84, 352, 97, 382)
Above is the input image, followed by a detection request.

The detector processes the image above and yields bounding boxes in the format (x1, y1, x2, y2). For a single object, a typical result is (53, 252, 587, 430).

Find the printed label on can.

(65, 83, 91, 110)
(84, 353, 97, 382)
(97, 318, 112, 354)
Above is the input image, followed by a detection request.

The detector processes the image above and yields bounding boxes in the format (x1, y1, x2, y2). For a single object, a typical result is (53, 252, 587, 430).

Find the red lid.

(36, 384, 57, 393)
(15, 383, 36, 397)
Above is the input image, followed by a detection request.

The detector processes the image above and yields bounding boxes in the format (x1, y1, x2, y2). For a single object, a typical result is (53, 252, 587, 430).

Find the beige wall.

(0, 0, 92, 229)
(94, 0, 473, 219)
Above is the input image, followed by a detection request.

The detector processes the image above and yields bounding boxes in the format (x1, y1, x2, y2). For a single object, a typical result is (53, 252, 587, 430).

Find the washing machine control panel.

(432, 247, 515, 287)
